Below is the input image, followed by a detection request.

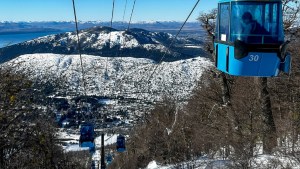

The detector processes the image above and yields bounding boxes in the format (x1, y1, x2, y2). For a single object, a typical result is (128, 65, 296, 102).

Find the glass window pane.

(230, 2, 282, 44)
(219, 3, 230, 42)
(215, 12, 219, 40)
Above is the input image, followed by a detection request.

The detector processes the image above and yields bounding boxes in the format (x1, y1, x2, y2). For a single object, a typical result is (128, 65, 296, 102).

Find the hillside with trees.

(109, 0, 300, 168)
(0, 67, 93, 169)
(0, 1, 299, 169)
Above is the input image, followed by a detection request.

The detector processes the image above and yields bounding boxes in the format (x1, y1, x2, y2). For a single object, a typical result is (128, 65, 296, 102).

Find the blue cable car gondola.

(106, 154, 113, 165)
(116, 135, 126, 152)
(79, 123, 96, 153)
(214, 0, 291, 77)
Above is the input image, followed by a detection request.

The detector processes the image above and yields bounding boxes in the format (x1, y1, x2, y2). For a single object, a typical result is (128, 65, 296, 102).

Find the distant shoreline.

(0, 21, 203, 35)
(0, 31, 64, 48)
(0, 29, 62, 35)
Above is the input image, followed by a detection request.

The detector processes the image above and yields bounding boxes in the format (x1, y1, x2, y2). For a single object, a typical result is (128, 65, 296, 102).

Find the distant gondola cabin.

(79, 123, 95, 152)
(214, 0, 291, 77)
(116, 135, 126, 152)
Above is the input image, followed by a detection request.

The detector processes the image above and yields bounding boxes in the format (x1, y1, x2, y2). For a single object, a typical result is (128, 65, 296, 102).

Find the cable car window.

(219, 3, 230, 42)
(215, 12, 219, 40)
(231, 2, 283, 44)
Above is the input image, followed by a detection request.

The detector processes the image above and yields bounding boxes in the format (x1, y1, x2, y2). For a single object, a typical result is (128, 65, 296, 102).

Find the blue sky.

(0, 0, 218, 22)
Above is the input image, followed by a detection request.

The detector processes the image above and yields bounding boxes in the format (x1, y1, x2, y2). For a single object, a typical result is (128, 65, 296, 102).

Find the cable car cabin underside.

(79, 123, 96, 153)
(214, 0, 291, 77)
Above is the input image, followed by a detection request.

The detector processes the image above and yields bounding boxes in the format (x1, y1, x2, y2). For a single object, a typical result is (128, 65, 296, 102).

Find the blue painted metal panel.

(79, 123, 96, 153)
(214, 42, 284, 77)
(80, 123, 95, 142)
(215, 43, 228, 72)
(258, 52, 280, 76)
(116, 135, 126, 152)
(117, 147, 126, 152)
(229, 51, 260, 76)
(81, 141, 96, 153)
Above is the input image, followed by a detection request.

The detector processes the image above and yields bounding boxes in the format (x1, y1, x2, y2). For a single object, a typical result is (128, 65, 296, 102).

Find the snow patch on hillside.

(24, 28, 174, 53)
(145, 155, 300, 169)
(58, 129, 119, 151)
(5, 53, 212, 102)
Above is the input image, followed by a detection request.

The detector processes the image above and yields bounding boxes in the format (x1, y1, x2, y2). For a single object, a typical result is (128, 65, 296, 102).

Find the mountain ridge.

(0, 26, 207, 63)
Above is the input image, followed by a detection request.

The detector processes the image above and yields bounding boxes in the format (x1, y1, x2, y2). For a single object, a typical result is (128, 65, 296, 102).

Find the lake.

(0, 31, 63, 48)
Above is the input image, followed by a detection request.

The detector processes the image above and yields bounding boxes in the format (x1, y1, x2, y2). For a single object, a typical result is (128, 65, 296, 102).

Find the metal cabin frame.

(214, 0, 290, 77)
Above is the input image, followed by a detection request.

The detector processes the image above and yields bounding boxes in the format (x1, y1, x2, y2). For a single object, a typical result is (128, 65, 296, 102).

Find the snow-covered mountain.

(5, 53, 212, 103)
(0, 26, 206, 63)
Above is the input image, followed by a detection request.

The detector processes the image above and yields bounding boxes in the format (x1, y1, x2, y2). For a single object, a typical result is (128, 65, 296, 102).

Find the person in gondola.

(241, 12, 269, 43)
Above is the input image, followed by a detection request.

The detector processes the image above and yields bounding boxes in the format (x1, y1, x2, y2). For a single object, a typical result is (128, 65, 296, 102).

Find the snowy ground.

(5, 53, 300, 168)
(25, 28, 174, 54)
(146, 155, 300, 169)
(5, 53, 212, 102)
(58, 129, 119, 149)
(58, 129, 120, 163)
(143, 140, 300, 169)
(57, 128, 300, 169)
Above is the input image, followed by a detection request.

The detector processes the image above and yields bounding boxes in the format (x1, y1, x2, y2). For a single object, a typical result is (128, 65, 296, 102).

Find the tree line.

(0, 67, 91, 169)
(110, 1, 300, 168)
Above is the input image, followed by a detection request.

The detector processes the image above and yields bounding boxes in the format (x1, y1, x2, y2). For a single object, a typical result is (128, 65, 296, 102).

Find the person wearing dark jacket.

(241, 12, 269, 43)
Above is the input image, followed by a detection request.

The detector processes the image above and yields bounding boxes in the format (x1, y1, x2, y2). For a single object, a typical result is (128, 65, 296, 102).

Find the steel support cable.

(100, 0, 136, 137)
(72, 0, 94, 124)
(106, 0, 122, 135)
(112, 0, 137, 97)
(127, 0, 137, 30)
(108, 0, 200, 155)
(105, 0, 116, 74)
(136, 0, 201, 100)
(103, 0, 138, 135)
(110, 0, 115, 29)
(145, 0, 201, 86)
(122, 0, 128, 27)
(72, 0, 88, 97)
(134, 0, 202, 115)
